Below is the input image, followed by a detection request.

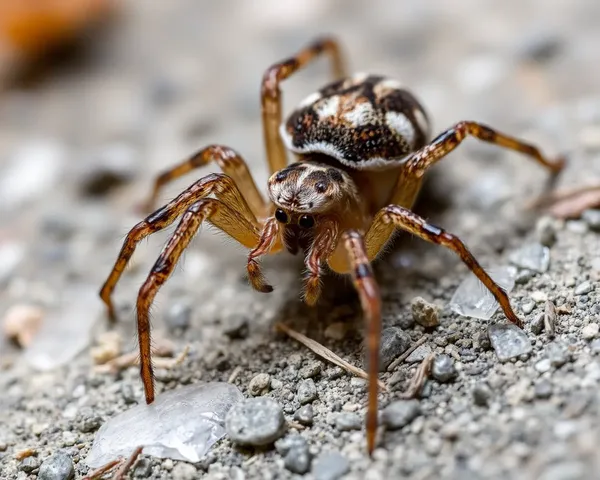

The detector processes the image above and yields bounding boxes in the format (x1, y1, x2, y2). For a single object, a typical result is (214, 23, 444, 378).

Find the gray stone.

(294, 405, 314, 426)
(335, 412, 362, 431)
(297, 379, 317, 404)
(379, 327, 411, 370)
(405, 344, 433, 364)
(225, 398, 286, 446)
(590, 338, 600, 354)
(165, 302, 191, 330)
(530, 313, 545, 335)
(19, 456, 40, 473)
(431, 354, 457, 383)
(78, 414, 103, 433)
(582, 209, 600, 231)
(133, 458, 152, 478)
(582, 323, 599, 340)
(534, 379, 553, 399)
(248, 373, 271, 396)
(472, 384, 492, 406)
(546, 342, 572, 368)
(574, 281, 593, 295)
(276, 434, 311, 475)
(509, 243, 550, 273)
(382, 400, 421, 430)
(535, 216, 557, 247)
(488, 324, 532, 361)
(313, 452, 350, 480)
(411, 296, 440, 327)
(299, 361, 322, 379)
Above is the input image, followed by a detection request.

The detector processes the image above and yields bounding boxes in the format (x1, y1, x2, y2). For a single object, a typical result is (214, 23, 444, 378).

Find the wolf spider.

(99, 37, 565, 454)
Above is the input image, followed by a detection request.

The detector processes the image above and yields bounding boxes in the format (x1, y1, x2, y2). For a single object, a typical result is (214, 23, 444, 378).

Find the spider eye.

(298, 214, 315, 229)
(275, 208, 289, 224)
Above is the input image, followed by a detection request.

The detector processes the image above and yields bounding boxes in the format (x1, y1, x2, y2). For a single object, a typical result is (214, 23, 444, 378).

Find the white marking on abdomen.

(385, 111, 416, 147)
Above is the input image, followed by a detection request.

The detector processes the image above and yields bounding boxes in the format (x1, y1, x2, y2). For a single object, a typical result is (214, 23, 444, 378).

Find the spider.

(99, 37, 565, 455)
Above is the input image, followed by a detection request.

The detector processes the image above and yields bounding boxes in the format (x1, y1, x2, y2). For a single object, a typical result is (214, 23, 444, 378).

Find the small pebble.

(276, 434, 311, 475)
(133, 458, 152, 478)
(294, 405, 314, 426)
(574, 281, 593, 295)
(582, 209, 600, 231)
(530, 313, 545, 335)
(582, 323, 599, 340)
(534, 379, 553, 399)
(324, 322, 348, 340)
(411, 296, 440, 327)
(312, 452, 350, 480)
(297, 379, 317, 404)
(78, 415, 103, 433)
(248, 373, 271, 396)
(79, 144, 138, 197)
(19, 456, 41, 473)
(521, 301, 535, 314)
(382, 400, 420, 430)
(546, 342, 571, 368)
(431, 354, 457, 383)
(2, 304, 44, 347)
(405, 343, 433, 364)
(335, 412, 362, 431)
(165, 302, 192, 331)
(171, 463, 197, 480)
(488, 324, 532, 361)
(590, 338, 600, 354)
(225, 398, 286, 446)
(379, 327, 411, 371)
(535, 216, 557, 247)
(472, 384, 492, 406)
(300, 361, 322, 379)
(530, 291, 548, 303)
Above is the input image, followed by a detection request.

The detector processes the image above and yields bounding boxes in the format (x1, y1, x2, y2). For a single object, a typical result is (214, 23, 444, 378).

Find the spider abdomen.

(280, 74, 430, 170)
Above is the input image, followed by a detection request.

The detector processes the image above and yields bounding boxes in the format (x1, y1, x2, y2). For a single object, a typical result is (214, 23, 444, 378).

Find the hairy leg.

(366, 204, 522, 327)
(304, 220, 339, 305)
(391, 120, 565, 206)
(262, 37, 346, 174)
(137, 198, 261, 403)
(100, 173, 258, 321)
(143, 145, 267, 217)
(341, 230, 382, 455)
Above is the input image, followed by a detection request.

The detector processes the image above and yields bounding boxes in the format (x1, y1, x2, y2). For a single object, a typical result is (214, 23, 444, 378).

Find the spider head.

(268, 162, 358, 227)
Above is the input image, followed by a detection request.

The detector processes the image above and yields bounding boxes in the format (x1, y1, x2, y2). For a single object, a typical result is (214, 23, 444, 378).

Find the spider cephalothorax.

(100, 37, 565, 455)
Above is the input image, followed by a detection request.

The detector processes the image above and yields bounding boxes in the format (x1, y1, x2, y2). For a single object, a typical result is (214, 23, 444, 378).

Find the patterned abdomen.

(280, 74, 430, 170)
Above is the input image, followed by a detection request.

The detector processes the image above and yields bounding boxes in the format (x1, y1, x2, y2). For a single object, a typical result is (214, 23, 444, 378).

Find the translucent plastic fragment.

(449, 266, 517, 320)
(24, 285, 102, 370)
(85, 382, 244, 467)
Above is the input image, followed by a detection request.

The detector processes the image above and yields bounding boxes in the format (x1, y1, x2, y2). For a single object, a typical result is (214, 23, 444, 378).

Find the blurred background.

(1, 1, 600, 478)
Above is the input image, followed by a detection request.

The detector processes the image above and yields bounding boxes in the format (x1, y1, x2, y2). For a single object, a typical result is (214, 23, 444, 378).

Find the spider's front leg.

(366, 205, 522, 327)
(340, 230, 382, 455)
(137, 198, 262, 403)
(99, 173, 258, 322)
(262, 37, 346, 174)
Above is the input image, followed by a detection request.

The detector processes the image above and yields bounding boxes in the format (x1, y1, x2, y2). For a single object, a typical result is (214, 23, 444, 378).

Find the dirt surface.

(2, 1, 600, 479)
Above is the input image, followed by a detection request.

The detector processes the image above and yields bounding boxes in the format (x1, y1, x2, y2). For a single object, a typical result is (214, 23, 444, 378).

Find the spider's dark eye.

(315, 181, 328, 193)
(298, 214, 315, 229)
(275, 208, 289, 224)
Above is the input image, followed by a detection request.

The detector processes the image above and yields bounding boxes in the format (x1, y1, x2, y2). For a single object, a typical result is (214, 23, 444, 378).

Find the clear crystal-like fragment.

(86, 382, 244, 467)
(449, 266, 517, 320)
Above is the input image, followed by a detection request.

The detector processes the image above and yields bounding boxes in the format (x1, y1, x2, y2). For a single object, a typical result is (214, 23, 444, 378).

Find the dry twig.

(95, 344, 189, 374)
(387, 335, 429, 372)
(275, 322, 388, 392)
(82, 459, 123, 480)
(528, 184, 600, 218)
(397, 354, 434, 399)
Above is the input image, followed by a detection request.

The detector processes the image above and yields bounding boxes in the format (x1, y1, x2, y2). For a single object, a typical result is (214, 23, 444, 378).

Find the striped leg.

(99, 173, 258, 322)
(365, 205, 522, 327)
(342, 230, 382, 455)
(143, 145, 267, 218)
(137, 198, 262, 403)
(391, 120, 565, 206)
(262, 37, 346, 174)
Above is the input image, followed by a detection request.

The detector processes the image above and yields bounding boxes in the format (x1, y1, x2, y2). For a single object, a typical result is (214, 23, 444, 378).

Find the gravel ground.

(2, 1, 600, 479)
